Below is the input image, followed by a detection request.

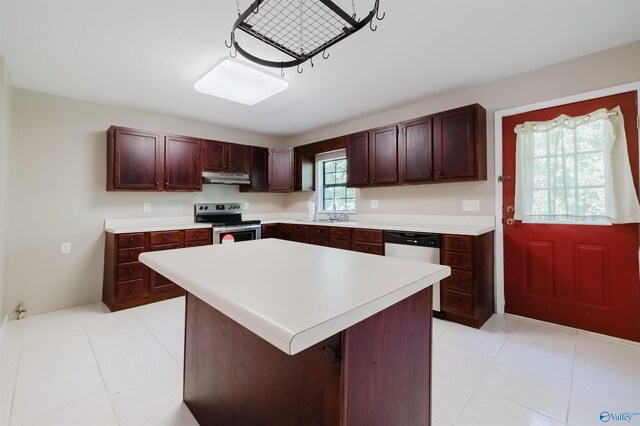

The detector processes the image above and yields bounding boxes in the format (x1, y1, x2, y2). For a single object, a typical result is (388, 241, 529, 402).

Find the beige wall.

(5, 89, 287, 316)
(283, 41, 640, 216)
(0, 57, 11, 319)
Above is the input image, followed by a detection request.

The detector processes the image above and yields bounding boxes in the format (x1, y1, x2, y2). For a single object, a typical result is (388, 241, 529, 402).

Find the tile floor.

(1, 297, 639, 426)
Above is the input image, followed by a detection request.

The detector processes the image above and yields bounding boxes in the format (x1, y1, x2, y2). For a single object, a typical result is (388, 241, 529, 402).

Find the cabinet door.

(228, 144, 249, 173)
(433, 105, 476, 179)
(203, 140, 228, 172)
(400, 117, 433, 182)
(149, 243, 181, 292)
(109, 127, 163, 190)
(248, 147, 268, 192)
(268, 149, 294, 192)
(346, 132, 369, 186)
(369, 125, 398, 184)
(164, 136, 202, 191)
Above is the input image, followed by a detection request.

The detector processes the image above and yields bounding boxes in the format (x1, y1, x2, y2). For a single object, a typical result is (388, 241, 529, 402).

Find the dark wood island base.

(184, 287, 433, 426)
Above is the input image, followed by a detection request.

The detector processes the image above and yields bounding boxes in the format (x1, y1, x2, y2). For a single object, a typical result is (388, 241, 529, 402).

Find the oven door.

(212, 225, 261, 244)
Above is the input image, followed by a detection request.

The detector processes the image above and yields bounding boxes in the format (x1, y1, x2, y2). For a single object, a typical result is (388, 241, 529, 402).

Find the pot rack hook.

(297, 63, 304, 74)
(224, 32, 234, 48)
(251, 1, 259, 14)
(322, 49, 330, 59)
(370, 19, 377, 31)
(310, 57, 314, 68)
(280, 64, 285, 77)
(374, 0, 385, 20)
(229, 45, 237, 58)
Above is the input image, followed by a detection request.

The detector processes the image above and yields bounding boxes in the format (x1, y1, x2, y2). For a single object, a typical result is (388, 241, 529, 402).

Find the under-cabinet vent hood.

(202, 171, 250, 185)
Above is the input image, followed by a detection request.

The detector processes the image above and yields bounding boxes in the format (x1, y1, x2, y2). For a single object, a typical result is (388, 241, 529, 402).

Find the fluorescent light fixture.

(194, 59, 288, 106)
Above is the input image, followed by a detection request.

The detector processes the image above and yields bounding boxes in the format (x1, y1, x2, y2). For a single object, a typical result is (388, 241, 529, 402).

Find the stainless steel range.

(194, 203, 261, 244)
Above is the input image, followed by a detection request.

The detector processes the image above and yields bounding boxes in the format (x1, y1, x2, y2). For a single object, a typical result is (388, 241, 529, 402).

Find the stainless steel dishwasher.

(384, 231, 441, 313)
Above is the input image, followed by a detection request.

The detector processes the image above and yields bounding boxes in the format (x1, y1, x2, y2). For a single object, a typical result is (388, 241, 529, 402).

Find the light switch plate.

(143, 203, 151, 212)
(371, 200, 379, 209)
(244, 202, 250, 210)
(462, 200, 480, 211)
(61, 242, 71, 254)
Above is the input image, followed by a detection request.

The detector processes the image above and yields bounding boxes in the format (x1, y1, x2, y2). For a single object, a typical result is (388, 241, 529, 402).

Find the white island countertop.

(139, 239, 450, 355)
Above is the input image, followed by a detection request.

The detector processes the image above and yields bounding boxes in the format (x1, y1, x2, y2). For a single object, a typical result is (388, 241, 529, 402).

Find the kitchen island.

(140, 238, 450, 426)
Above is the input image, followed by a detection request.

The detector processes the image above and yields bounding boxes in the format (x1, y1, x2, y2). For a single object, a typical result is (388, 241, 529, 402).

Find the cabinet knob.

(372, 177, 376, 182)
(128, 268, 133, 273)
(365, 233, 369, 238)
(163, 235, 168, 241)
(435, 171, 441, 177)
(364, 178, 368, 183)
(129, 237, 134, 242)
(129, 285, 133, 291)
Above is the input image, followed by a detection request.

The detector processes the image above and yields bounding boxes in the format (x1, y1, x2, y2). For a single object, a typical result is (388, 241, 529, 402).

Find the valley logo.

(600, 411, 640, 422)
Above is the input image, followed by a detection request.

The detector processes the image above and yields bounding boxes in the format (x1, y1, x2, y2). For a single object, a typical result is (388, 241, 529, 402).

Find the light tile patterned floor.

(1, 298, 639, 425)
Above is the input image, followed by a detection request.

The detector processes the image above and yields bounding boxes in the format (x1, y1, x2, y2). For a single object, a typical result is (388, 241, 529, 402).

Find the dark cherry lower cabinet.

(103, 228, 211, 311)
(261, 224, 384, 256)
(184, 286, 432, 426)
(440, 232, 494, 328)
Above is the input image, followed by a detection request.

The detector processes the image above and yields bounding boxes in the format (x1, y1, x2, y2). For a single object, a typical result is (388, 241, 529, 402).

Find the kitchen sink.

(295, 219, 353, 224)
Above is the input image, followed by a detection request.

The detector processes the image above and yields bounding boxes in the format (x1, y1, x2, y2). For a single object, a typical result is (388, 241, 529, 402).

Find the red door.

(502, 91, 640, 342)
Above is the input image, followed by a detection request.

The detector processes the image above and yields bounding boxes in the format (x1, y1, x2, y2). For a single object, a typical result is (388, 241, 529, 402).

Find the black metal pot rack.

(225, 0, 384, 74)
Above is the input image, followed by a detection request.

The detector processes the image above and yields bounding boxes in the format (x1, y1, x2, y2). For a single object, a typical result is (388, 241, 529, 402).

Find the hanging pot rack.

(225, 0, 384, 73)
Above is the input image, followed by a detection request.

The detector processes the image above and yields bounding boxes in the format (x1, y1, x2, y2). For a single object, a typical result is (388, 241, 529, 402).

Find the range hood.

(202, 171, 250, 185)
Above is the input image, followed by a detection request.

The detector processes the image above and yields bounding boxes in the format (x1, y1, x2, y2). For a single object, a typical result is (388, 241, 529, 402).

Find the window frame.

(315, 149, 357, 213)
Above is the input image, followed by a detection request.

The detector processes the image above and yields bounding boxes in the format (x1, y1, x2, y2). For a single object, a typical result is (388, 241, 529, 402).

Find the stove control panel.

(195, 203, 242, 213)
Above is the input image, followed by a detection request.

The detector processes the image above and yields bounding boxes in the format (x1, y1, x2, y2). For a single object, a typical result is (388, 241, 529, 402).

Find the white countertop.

(106, 214, 494, 236)
(139, 239, 450, 355)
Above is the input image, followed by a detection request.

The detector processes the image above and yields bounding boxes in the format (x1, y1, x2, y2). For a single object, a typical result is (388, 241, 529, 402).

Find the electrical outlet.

(371, 200, 379, 209)
(61, 242, 71, 254)
(462, 200, 480, 211)
(143, 203, 151, 212)
(244, 202, 250, 210)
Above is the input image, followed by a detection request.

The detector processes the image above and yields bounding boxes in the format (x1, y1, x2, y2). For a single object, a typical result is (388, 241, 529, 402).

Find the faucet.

(328, 204, 349, 222)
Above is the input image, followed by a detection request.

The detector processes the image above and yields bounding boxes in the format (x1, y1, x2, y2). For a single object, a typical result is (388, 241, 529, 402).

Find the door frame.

(493, 81, 640, 314)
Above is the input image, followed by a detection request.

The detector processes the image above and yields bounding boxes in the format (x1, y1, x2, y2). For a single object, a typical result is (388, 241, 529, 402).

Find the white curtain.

(514, 106, 640, 224)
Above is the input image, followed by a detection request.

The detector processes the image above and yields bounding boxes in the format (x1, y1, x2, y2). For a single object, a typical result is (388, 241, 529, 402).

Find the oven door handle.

(213, 225, 261, 233)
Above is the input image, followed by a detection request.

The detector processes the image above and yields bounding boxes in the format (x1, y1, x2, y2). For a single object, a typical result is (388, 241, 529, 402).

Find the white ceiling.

(1, 1, 640, 138)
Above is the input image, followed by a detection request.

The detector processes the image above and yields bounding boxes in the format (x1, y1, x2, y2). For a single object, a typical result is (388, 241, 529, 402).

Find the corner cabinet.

(103, 228, 211, 311)
(107, 126, 202, 192)
(268, 148, 294, 192)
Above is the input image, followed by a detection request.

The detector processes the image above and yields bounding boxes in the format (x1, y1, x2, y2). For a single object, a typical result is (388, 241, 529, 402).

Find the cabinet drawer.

(279, 224, 293, 236)
(443, 250, 473, 271)
(443, 290, 474, 316)
(118, 233, 145, 248)
(330, 227, 351, 241)
(352, 242, 384, 256)
(309, 236, 329, 247)
(329, 239, 352, 251)
(185, 240, 210, 248)
(117, 262, 145, 282)
(444, 235, 473, 252)
(150, 231, 181, 245)
(150, 243, 180, 252)
(293, 224, 310, 236)
(116, 279, 146, 300)
(352, 229, 383, 244)
(309, 226, 329, 238)
(185, 228, 211, 242)
(442, 269, 473, 293)
(117, 247, 144, 264)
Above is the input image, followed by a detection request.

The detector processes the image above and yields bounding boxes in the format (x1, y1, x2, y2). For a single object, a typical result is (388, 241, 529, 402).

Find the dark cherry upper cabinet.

(202, 140, 228, 172)
(164, 135, 202, 191)
(399, 117, 433, 182)
(228, 144, 250, 173)
(203, 140, 249, 174)
(107, 127, 164, 191)
(268, 148, 294, 192)
(240, 146, 268, 192)
(369, 125, 398, 185)
(346, 132, 369, 187)
(433, 104, 486, 181)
